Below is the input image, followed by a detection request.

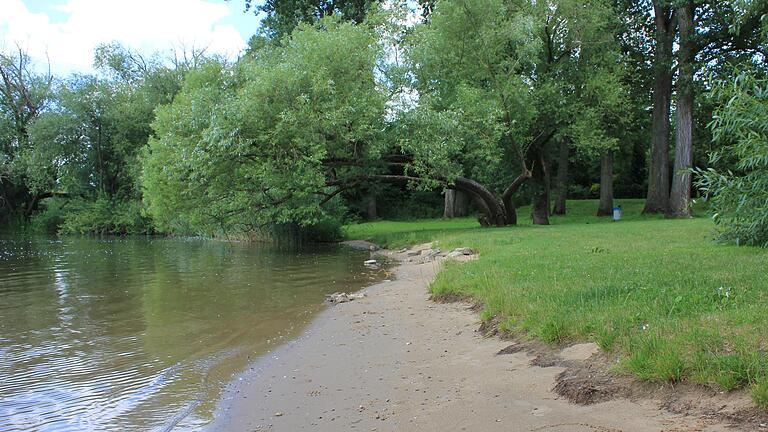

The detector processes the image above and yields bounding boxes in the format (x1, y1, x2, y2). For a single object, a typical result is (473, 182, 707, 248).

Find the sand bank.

(208, 248, 740, 432)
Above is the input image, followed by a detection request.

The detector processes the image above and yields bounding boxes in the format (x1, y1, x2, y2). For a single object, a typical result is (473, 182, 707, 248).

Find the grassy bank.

(344, 199, 768, 406)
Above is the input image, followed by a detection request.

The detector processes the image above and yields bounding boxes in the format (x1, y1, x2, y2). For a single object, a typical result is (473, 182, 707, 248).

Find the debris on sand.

(364, 259, 380, 269)
(400, 245, 478, 263)
(325, 292, 366, 305)
(339, 240, 381, 251)
(446, 247, 476, 258)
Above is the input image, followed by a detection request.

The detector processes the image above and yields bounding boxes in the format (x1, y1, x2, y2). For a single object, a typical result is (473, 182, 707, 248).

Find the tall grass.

(343, 199, 768, 406)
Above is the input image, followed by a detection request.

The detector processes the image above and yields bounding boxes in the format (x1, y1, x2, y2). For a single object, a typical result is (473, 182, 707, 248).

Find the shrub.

(32, 196, 152, 235)
(696, 71, 768, 247)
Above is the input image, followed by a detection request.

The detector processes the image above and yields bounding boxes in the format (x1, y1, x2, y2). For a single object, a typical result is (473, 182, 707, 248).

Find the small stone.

(274, 412, 283, 417)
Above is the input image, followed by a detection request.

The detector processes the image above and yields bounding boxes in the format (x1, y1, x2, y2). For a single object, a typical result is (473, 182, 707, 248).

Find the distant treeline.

(1, 0, 766, 244)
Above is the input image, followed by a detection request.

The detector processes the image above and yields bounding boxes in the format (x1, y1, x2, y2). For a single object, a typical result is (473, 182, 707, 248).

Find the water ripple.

(0, 236, 382, 431)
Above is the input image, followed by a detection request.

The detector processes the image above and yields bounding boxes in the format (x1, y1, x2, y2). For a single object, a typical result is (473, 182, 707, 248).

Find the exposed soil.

(470, 311, 768, 431)
(208, 245, 760, 432)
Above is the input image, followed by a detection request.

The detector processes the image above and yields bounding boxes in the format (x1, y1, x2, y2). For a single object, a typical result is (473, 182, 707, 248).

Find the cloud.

(0, 0, 248, 74)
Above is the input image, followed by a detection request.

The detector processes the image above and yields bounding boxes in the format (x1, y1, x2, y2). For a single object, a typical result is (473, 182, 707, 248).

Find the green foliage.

(244, 0, 377, 40)
(402, 0, 628, 192)
(752, 379, 768, 408)
(696, 71, 768, 246)
(143, 18, 387, 235)
(59, 197, 150, 235)
(31, 196, 151, 235)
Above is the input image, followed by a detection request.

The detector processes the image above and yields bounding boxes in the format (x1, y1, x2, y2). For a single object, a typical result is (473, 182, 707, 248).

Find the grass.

(343, 199, 768, 405)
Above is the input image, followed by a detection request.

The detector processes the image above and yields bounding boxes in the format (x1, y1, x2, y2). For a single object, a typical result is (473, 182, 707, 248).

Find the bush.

(696, 71, 768, 247)
(32, 196, 152, 235)
(29, 198, 67, 233)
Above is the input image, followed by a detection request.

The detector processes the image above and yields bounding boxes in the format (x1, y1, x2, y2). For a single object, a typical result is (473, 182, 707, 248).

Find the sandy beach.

(207, 247, 746, 432)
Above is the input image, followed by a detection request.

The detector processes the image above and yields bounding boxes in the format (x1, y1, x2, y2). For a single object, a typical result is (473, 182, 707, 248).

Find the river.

(0, 235, 384, 431)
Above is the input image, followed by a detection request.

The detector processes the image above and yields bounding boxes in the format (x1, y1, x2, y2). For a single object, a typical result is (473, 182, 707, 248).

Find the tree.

(552, 137, 570, 215)
(143, 19, 388, 234)
(643, 0, 675, 214)
(695, 71, 768, 246)
(25, 42, 190, 233)
(405, 0, 627, 226)
(667, 0, 766, 218)
(242, 0, 378, 40)
(667, 1, 695, 217)
(0, 47, 53, 222)
(0, 47, 52, 148)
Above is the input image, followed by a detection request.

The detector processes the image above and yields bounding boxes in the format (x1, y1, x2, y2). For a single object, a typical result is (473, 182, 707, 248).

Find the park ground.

(343, 199, 768, 407)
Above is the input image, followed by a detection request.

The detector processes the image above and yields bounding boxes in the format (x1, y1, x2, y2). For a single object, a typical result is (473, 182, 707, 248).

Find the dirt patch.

(430, 293, 476, 304)
(661, 389, 768, 430)
(553, 359, 627, 405)
(465, 302, 767, 430)
(496, 343, 526, 355)
(339, 240, 381, 251)
(560, 343, 601, 361)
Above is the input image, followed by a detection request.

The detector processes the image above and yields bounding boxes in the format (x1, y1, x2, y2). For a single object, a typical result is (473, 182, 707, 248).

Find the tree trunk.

(443, 189, 469, 218)
(454, 189, 469, 217)
(643, 3, 675, 214)
(552, 138, 569, 215)
(443, 189, 456, 218)
(668, 3, 694, 218)
(368, 174, 509, 227)
(454, 177, 507, 227)
(501, 170, 531, 226)
(365, 194, 378, 220)
(597, 150, 614, 216)
(530, 147, 550, 225)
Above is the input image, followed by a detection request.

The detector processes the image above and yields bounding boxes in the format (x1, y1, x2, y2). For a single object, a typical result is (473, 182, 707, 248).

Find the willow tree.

(696, 71, 768, 246)
(142, 19, 389, 234)
(404, 0, 627, 225)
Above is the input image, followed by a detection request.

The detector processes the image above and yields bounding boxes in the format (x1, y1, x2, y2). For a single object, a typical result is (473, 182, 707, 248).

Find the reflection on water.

(0, 236, 383, 431)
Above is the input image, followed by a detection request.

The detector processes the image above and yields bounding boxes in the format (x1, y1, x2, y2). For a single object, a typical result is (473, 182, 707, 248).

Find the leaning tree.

(403, 0, 627, 225)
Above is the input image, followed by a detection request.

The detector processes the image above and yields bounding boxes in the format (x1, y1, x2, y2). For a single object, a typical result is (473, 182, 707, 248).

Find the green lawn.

(343, 199, 768, 406)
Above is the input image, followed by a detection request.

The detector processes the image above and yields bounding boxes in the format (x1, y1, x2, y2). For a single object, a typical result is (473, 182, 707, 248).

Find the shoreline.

(206, 246, 746, 431)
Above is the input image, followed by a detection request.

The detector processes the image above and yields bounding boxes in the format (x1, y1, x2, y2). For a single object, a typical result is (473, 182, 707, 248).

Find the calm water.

(0, 236, 384, 431)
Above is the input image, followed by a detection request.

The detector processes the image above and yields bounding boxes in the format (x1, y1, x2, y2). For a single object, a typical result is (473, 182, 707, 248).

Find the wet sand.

(208, 248, 736, 432)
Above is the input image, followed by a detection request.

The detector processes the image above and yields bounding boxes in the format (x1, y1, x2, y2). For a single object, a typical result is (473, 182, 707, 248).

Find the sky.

(0, 0, 263, 74)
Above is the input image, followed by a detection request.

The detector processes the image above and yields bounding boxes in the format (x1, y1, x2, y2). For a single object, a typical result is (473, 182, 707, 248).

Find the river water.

(0, 236, 384, 431)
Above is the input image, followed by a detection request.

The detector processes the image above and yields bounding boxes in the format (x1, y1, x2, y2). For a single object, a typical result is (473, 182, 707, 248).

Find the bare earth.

(208, 248, 739, 432)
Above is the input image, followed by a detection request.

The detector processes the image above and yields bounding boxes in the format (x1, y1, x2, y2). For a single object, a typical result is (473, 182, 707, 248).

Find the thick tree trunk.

(454, 177, 507, 227)
(365, 194, 378, 220)
(443, 189, 456, 218)
(552, 138, 569, 215)
(643, 3, 675, 214)
(668, 3, 695, 218)
(367, 174, 509, 227)
(529, 147, 550, 225)
(502, 170, 532, 226)
(597, 150, 614, 216)
(443, 189, 469, 218)
(454, 189, 469, 217)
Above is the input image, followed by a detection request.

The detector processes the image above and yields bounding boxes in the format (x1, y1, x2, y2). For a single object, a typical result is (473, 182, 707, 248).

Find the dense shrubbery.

(31, 196, 151, 235)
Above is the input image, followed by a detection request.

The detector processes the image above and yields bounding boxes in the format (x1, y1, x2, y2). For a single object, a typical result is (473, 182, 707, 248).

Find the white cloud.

(0, 0, 247, 74)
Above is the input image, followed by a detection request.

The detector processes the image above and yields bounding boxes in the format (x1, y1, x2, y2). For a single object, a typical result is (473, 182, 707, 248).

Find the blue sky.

(1, 0, 265, 74)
